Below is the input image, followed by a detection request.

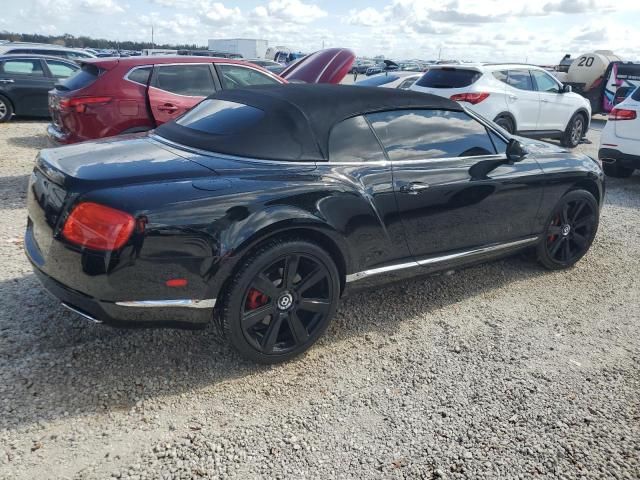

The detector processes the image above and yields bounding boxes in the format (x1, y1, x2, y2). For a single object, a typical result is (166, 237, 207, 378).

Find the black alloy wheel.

(220, 238, 339, 363)
(537, 190, 599, 269)
(561, 113, 585, 148)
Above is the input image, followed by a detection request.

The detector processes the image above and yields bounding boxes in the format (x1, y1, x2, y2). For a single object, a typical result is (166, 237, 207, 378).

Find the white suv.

(599, 87, 640, 177)
(410, 64, 592, 148)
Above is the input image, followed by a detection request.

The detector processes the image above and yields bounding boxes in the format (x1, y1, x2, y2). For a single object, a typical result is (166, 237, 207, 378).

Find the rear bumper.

(46, 123, 73, 145)
(32, 266, 214, 329)
(599, 148, 640, 169)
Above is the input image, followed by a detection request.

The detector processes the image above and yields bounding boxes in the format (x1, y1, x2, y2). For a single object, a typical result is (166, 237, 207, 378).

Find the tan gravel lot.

(0, 118, 638, 479)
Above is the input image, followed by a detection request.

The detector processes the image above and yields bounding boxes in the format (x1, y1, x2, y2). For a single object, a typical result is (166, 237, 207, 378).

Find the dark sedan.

(25, 84, 604, 363)
(0, 54, 79, 122)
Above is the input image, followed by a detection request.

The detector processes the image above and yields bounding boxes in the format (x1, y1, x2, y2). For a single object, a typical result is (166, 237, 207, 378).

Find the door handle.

(508, 94, 518, 101)
(157, 103, 178, 113)
(0, 79, 14, 84)
(400, 182, 430, 194)
(540, 99, 549, 103)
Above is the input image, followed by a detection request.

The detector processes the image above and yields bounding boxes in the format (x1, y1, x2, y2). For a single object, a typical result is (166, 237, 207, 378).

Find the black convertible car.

(25, 84, 604, 363)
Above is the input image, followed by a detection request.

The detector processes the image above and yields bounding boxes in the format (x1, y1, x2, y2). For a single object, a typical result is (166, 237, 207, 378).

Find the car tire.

(561, 112, 586, 148)
(219, 237, 340, 364)
(494, 115, 515, 134)
(602, 162, 634, 178)
(537, 189, 599, 270)
(0, 95, 14, 123)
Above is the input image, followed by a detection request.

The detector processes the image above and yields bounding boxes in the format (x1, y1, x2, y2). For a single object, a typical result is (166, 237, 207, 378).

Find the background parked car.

(599, 86, 640, 177)
(411, 64, 592, 147)
(355, 72, 421, 89)
(0, 42, 95, 60)
(0, 54, 79, 122)
(47, 48, 355, 144)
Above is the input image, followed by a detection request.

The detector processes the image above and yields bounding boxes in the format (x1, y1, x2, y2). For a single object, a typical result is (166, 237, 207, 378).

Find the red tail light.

(450, 92, 490, 104)
(62, 202, 135, 251)
(59, 96, 112, 113)
(608, 108, 637, 121)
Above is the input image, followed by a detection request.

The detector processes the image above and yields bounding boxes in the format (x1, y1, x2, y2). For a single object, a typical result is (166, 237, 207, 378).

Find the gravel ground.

(0, 118, 638, 480)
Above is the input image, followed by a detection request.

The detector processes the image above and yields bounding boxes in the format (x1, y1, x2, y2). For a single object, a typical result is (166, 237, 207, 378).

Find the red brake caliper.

(246, 288, 269, 310)
(548, 215, 560, 244)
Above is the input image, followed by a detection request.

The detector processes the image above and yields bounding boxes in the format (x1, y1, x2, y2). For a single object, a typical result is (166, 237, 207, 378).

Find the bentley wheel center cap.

(277, 292, 294, 311)
(562, 224, 571, 236)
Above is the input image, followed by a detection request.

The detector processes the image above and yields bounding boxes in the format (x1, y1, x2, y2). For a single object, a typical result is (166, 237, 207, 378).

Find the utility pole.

(151, 23, 154, 48)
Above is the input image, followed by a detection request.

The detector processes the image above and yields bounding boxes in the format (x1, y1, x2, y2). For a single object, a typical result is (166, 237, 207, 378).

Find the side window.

(397, 77, 417, 89)
(506, 70, 534, 91)
(492, 70, 509, 84)
(45, 60, 78, 78)
(531, 70, 560, 93)
(153, 65, 215, 96)
(127, 66, 152, 85)
(1, 59, 45, 76)
(328, 116, 386, 163)
(217, 64, 280, 90)
(367, 109, 497, 161)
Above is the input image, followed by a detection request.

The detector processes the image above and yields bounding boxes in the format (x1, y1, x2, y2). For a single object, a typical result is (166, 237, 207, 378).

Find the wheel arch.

(214, 219, 351, 304)
(493, 111, 517, 131)
(0, 92, 15, 115)
(569, 178, 601, 205)
(570, 108, 590, 131)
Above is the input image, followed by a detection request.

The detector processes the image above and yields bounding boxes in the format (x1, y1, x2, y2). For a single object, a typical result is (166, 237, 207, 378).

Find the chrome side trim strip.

(115, 299, 217, 309)
(61, 303, 103, 324)
(346, 260, 420, 283)
(346, 237, 539, 283)
(417, 237, 538, 267)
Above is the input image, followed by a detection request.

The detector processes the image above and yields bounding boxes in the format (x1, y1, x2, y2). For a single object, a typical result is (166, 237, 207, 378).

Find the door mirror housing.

(506, 139, 527, 163)
(561, 84, 572, 94)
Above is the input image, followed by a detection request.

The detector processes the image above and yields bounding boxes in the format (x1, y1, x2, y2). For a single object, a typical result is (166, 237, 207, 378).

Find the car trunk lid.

(280, 48, 355, 84)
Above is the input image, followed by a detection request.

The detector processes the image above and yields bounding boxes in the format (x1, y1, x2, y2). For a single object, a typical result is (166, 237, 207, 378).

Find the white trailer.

(208, 39, 268, 59)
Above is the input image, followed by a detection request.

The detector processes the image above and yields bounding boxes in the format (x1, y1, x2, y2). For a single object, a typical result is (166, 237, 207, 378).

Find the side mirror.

(506, 139, 527, 163)
(561, 84, 572, 94)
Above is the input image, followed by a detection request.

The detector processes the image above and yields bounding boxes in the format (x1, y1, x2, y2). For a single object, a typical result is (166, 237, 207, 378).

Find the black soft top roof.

(156, 83, 463, 161)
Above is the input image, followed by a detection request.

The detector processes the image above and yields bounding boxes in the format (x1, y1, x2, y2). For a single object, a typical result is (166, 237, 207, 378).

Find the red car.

(47, 49, 355, 144)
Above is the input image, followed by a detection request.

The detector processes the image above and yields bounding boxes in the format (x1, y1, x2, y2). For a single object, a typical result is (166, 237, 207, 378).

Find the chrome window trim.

(123, 64, 153, 86)
(346, 237, 539, 283)
(115, 299, 217, 309)
(152, 134, 507, 167)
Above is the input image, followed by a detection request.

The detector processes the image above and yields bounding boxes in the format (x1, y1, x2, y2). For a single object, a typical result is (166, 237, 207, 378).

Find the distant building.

(207, 39, 269, 59)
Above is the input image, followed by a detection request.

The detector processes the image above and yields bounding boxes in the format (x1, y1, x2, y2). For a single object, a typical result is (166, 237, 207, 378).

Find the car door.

(316, 114, 411, 274)
(530, 69, 573, 131)
(148, 63, 219, 125)
(367, 108, 544, 260)
(0, 58, 55, 116)
(505, 69, 540, 132)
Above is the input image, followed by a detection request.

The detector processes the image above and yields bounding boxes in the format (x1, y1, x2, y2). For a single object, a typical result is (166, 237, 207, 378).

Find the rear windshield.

(633, 87, 640, 101)
(415, 68, 482, 88)
(355, 75, 400, 87)
(175, 99, 264, 135)
(57, 63, 103, 91)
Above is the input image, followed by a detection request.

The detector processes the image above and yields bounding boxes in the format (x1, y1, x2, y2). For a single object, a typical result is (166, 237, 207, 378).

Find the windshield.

(415, 68, 482, 88)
